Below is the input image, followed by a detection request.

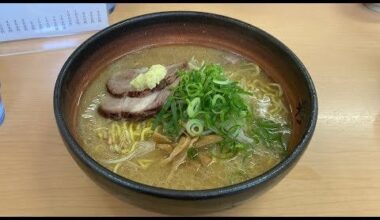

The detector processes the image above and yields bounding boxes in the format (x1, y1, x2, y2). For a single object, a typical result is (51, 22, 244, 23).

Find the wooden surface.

(0, 3, 380, 216)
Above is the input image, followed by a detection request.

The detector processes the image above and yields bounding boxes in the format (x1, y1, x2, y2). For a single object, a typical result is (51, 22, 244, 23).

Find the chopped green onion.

(186, 119, 204, 137)
(153, 61, 256, 154)
(223, 124, 242, 139)
(213, 79, 233, 85)
(186, 83, 202, 97)
(211, 94, 226, 114)
(187, 97, 201, 118)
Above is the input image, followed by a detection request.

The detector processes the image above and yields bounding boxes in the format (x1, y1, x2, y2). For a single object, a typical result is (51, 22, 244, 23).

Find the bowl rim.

(54, 11, 318, 200)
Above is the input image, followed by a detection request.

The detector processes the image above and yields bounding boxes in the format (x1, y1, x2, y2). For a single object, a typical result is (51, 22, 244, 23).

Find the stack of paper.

(0, 3, 109, 42)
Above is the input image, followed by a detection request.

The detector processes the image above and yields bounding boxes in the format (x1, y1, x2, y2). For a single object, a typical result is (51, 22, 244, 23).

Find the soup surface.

(77, 45, 292, 190)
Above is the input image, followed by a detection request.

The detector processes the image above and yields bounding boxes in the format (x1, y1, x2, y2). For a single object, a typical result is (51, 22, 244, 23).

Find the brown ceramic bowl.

(54, 11, 317, 214)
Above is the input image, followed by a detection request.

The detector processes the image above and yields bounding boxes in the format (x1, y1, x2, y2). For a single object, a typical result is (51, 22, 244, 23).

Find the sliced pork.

(106, 62, 187, 98)
(98, 88, 171, 121)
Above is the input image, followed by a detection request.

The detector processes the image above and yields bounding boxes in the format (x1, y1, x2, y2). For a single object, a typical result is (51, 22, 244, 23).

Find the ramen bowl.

(53, 11, 317, 214)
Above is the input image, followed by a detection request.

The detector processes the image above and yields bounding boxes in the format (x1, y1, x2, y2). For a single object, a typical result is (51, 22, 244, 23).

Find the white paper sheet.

(0, 3, 109, 42)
